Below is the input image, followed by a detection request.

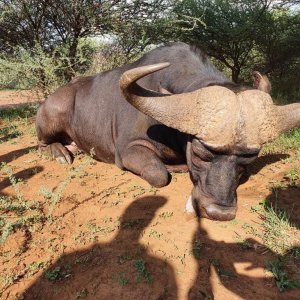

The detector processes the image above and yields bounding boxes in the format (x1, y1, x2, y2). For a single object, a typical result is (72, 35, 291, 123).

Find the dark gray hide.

(36, 42, 263, 221)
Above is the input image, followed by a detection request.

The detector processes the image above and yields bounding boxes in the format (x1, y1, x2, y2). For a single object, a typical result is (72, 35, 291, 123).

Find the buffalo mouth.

(199, 203, 237, 221)
(192, 193, 237, 221)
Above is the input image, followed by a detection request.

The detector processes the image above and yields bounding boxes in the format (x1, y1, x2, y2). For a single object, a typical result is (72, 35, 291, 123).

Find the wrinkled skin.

(186, 139, 258, 220)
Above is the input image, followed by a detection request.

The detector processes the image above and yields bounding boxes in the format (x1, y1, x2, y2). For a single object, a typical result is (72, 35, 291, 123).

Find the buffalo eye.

(192, 139, 215, 162)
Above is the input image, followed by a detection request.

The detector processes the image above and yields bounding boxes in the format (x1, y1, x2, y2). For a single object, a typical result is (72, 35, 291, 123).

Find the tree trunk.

(64, 37, 79, 81)
(231, 66, 240, 83)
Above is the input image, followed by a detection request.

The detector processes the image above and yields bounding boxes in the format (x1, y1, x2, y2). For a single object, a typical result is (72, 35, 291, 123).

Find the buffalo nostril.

(202, 204, 237, 221)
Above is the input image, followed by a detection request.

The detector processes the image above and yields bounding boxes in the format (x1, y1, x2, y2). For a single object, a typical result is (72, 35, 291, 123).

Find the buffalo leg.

(38, 141, 73, 164)
(36, 106, 73, 164)
(121, 145, 171, 188)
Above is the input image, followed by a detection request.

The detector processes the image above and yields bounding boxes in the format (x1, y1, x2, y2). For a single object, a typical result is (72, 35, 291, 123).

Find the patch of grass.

(250, 204, 261, 213)
(148, 186, 158, 194)
(229, 219, 239, 225)
(260, 204, 299, 256)
(114, 272, 128, 286)
(158, 211, 174, 219)
(110, 199, 123, 207)
(44, 264, 72, 281)
(0, 125, 22, 143)
(242, 223, 259, 236)
(148, 229, 163, 239)
(44, 267, 62, 281)
(0, 273, 20, 286)
(1, 163, 24, 202)
(39, 186, 53, 200)
(267, 259, 300, 292)
(285, 167, 300, 186)
(0, 105, 38, 121)
(76, 288, 89, 298)
(130, 185, 146, 197)
(27, 261, 47, 276)
(46, 150, 95, 220)
(262, 128, 300, 155)
(233, 233, 253, 250)
(191, 239, 202, 259)
(0, 215, 44, 244)
(269, 180, 287, 190)
(211, 258, 236, 278)
(0, 164, 45, 244)
(86, 222, 115, 235)
(117, 253, 132, 265)
(133, 259, 153, 284)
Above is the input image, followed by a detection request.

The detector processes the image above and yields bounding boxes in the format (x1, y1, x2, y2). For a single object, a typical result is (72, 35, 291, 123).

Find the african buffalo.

(36, 42, 300, 221)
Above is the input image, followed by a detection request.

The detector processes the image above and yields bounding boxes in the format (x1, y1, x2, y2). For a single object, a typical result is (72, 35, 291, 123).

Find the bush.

(0, 39, 99, 96)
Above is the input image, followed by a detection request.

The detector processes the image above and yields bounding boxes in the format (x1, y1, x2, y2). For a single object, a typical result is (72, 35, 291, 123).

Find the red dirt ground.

(0, 91, 299, 300)
(0, 90, 42, 109)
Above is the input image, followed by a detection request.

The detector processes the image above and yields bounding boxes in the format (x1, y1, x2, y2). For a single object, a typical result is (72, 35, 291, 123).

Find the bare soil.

(0, 90, 42, 110)
(0, 91, 299, 300)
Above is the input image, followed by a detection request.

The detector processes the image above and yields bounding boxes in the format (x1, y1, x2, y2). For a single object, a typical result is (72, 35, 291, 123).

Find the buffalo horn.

(120, 63, 300, 148)
(276, 103, 300, 134)
(119, 63, 236, 139)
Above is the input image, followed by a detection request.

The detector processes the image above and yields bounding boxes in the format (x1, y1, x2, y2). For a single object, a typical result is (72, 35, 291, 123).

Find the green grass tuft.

(260, 204, 299, 256)
(262, 128, 300, 155)
(0, 105, 38, 121)
(267, 259, 300, 292)
(133, 259, 153, 284)
(0, 164, 45, 244)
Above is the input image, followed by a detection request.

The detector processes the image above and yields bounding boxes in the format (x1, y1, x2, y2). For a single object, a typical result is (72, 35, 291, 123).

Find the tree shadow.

(0, 166, 44, 195)
(23, 196, 178, 300)
(0, 101, 40, 111)
(0, 146, 37, 164)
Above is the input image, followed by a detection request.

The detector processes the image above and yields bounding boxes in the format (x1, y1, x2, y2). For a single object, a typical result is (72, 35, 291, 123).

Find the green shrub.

(0, 38, 99, 96)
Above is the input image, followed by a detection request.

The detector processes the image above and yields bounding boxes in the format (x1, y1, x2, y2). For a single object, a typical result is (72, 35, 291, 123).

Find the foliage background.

(0, 0, 299, 101)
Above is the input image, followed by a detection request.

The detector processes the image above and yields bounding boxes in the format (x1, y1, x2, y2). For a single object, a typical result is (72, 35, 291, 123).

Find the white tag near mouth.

(185, 195, 195, 214)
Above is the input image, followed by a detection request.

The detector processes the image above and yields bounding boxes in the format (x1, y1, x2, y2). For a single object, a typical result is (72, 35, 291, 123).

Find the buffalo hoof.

(56, 156, 69, 164)
(65, 142, 81, 155)
(50, 143, 72, 164)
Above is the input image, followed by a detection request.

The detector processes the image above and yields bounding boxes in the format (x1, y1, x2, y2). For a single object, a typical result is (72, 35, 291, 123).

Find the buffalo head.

(120, 63, 300, 220)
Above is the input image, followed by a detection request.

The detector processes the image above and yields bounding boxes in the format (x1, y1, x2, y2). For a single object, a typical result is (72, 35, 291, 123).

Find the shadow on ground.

(23, 196, 178, 299)
(22, 193, 300, 300)
(266, 183, 300, 226)
(248, 154, 289, 176)
(0, 166, 44, 195)
(189, 183, 300, 300)
(0, 146, 36, 164)
(17, 153, 300, 300)
(0, 101, 40, 111)
(239, 154, 289, 184)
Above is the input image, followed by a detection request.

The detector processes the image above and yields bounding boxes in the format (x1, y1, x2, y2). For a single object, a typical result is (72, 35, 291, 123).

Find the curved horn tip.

(120, 62, 171, 90)
(145, 62, 171, 72)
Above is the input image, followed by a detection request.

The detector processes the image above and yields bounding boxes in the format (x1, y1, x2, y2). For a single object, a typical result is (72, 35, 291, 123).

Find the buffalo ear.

(252, 71, 271, 94)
